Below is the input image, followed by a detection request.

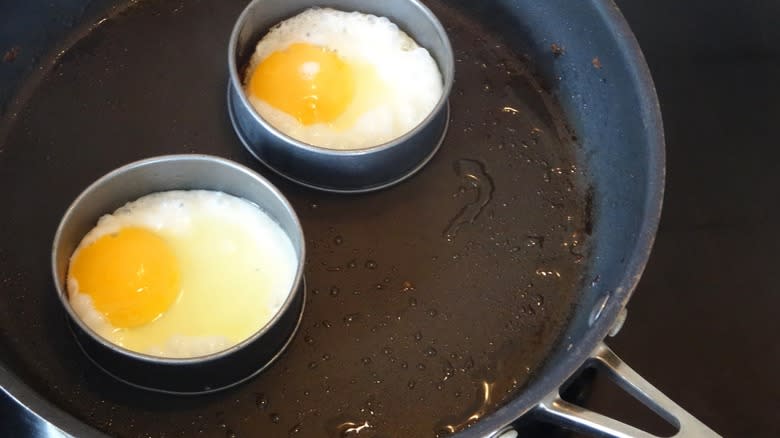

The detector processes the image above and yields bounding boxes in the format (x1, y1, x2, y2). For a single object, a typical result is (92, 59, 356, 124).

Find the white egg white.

(244, 7, 444, 150)
(68, 190, 298, 358)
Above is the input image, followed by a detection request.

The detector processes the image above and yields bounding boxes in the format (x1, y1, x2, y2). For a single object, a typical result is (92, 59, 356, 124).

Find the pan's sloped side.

(447, 0, 666, 436)
(0, 2, 122, 437)
(0, 0, 119, 126)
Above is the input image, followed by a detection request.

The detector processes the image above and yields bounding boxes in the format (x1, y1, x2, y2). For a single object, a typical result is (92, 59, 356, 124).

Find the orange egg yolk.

(69, 227, 181, 328)
(248, 43, 356, 125)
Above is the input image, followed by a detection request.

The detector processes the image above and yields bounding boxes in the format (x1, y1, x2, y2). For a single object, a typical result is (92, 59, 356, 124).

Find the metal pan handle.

(531, 342, 720, 438)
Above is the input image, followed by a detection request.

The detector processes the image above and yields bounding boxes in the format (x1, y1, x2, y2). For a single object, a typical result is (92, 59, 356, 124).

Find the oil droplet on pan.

(444, 159, 495, 240)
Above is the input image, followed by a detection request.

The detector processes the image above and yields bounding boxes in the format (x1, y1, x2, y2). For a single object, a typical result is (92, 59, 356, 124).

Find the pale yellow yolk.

(69, 227, 181, 328)
(249, 43, 356, 125)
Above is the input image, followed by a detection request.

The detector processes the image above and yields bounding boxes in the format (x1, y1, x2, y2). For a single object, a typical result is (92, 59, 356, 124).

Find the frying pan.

(0, 0, 718, 437)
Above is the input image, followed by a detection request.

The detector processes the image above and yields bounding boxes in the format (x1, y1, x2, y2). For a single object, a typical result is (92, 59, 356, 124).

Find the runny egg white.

(243, 8, 444, 150)
(67, 190, 298, 359)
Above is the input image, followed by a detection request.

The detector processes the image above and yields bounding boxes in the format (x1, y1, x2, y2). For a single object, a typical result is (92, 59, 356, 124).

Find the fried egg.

(243, 8, 443, 150)
(67, 190, 297, 358)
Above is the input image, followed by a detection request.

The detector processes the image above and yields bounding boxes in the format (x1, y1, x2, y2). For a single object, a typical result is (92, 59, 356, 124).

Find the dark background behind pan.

(2, 0, 779, 436)
(574, 0, 780, 437)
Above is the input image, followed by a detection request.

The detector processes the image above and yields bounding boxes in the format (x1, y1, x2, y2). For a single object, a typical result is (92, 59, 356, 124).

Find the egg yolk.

(249, 43, 356, 125)
(69, 227, 181, 328)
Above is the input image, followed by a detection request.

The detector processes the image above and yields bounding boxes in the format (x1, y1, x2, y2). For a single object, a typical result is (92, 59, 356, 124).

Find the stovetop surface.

(580, 1, 780, 436)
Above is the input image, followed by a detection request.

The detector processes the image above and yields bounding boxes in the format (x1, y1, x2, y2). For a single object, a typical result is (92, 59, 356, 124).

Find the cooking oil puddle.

(432, 339, 528, 436)
(335, 420, 373, 436)
(444, 159, 494, 241)
(434, 380, 497, 436)
(326, 402, 379, 437)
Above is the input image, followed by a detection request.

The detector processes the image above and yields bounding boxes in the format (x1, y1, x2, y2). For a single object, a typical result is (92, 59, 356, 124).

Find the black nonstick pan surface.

(0, 0, 670, 437)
